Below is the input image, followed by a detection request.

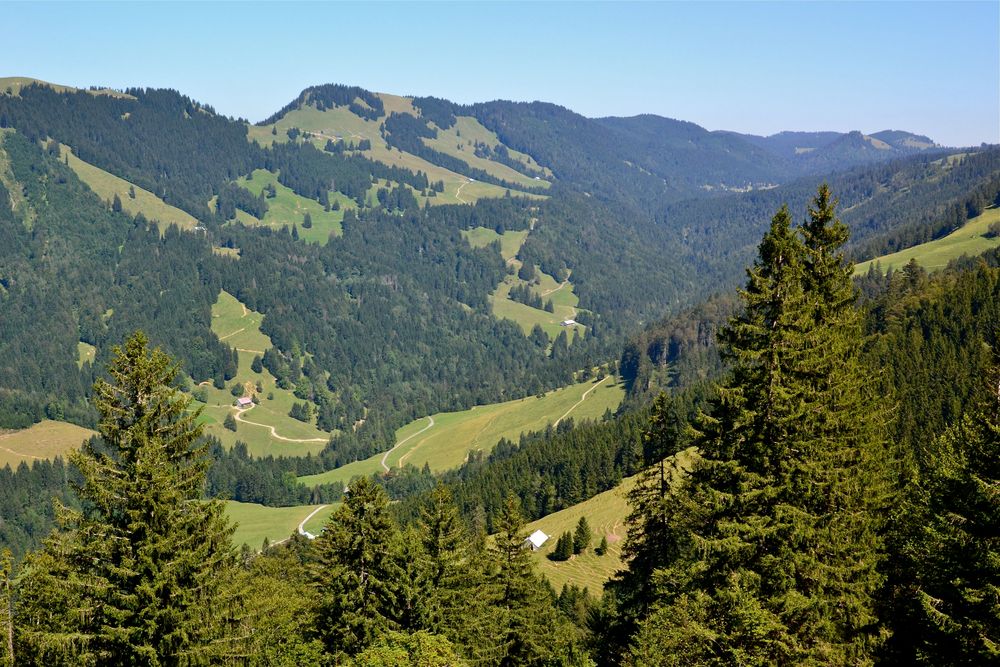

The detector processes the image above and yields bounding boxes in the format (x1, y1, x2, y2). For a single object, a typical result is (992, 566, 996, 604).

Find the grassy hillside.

(855, 206, 1000, 275)
(423, 115, 551, 189)
(0, 420, 96, 468)
(60, 145, 199, 232)
(299, 377, 624, 487)
(193, 291, 331, 457)
(233, 168, 350, 244)
(224, 500, 339, 549)
(525, 475, 637, 593)
(248, 96, 544, 206)
(462, 227, 530, 261)
(462, 226, 586, 341)
(525, 448, 696, 594)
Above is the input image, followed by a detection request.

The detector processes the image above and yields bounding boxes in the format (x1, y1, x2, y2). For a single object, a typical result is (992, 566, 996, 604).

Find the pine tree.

(310, 476, 403, 658)
(624, 191, 890, 665)
(14, 332, 239, 665)
(596, 536, 609, 556)
(573, 517, 592, 554)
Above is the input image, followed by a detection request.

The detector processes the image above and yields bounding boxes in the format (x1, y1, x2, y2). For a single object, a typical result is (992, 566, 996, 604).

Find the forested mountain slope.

(0, 77, 994, 496)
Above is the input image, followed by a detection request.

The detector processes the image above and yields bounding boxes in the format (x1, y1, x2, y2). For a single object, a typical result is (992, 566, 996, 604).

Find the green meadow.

(299, 377, 624, 487)
(0, 420, 96, 468)
(192, 291, 331, 458)
(423, 115, 551, 190)
(855, 206, 1000, 275)
(224, 501, 339, 549)
(61, 145, 199, 232)
(526, 448, 695, 594)
(246, 98, 541, 206)
(233, 168, 350, 244)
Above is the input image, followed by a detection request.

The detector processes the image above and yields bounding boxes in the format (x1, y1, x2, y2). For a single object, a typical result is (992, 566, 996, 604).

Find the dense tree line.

(0, 84, 261, 218)
(258, 83, 385, 125)
(0, 132, 233, 427)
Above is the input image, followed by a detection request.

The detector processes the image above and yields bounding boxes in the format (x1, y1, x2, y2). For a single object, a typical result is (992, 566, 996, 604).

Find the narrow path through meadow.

(233, 404, 328, 443)
(381, 415, 435, 471)
(554, 376, 609, 427)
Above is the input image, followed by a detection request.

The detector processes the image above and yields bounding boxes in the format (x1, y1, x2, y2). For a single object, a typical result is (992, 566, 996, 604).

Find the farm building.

(235, 396, 253, 408)
(560, 319, 577, 327)
(524, 529, 549, 551)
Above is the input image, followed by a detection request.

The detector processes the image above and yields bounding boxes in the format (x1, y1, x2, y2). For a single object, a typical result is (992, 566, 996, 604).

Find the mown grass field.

(246, 100, 542, 206)
(299, 377, 624, 487)
(233, 168, 350, 244)
(60, 145, 199, 232)
(525, 475, 637, 594)
(192, 291, 331, 457)
(224, 501, 339, 549)
(855, 206, 1000, 275)
(76, 341, 96, 369)
(526, 448, 696, 594)
(0, 420, 96, 468)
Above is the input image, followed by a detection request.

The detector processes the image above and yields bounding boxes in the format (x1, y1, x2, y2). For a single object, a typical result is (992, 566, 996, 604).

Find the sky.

(4, 1, 998, 147)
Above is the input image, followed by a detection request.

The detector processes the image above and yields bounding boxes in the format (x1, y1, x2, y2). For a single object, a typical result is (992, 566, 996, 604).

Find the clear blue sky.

(5, 1, 997, 146)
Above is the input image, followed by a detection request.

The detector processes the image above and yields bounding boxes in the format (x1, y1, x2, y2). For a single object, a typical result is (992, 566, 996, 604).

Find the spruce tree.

(14, 332, 239, 665)
(624, 191, 889, 665)
(573, 517, 592, 554)
(310, 476, 403, 658)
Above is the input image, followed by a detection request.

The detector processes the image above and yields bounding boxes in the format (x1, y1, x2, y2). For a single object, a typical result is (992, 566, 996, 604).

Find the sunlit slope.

(855, 206, 1000, 275)
(299, 377, 624, 487)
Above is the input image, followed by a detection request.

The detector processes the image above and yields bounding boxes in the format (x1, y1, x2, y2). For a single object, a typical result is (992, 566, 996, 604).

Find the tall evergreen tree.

(622, 190, 890, 665)
(310, 476, 404, 658)
(14, 332, 239, 666)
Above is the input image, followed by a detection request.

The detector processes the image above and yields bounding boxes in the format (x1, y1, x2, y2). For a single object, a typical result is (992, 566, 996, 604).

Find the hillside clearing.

(0, 420, 96, 468)
(76, 341, 96, 369)
(855, 206, 1000, 275)
(247, 103, 543, 206)
(525, 448, 696, 594)
(299, 377, 624, 487)
(233, 168, 349, 244)
(60, 144, 199, 232)
(193, 291, 332, 457)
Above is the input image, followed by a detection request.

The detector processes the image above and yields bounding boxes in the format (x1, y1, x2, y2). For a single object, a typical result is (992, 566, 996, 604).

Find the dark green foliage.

(572, 517, 591, 554)
(549, 532, 573, 561)
(0, 84, 261, 218)
(223, 412, 237, 432)
(595, 535, 608, 556)
(609, 189, 892, 665)
(311, 477, 407, 657)
(14, 333, 240, 665)
(881, 359, 1000, 665)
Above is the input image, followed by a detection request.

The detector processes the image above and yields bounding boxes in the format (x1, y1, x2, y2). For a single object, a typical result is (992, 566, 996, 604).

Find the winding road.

(233, 404, 328, 443)
(297, 504, 329, 540)
(380, 415, 435, 472)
